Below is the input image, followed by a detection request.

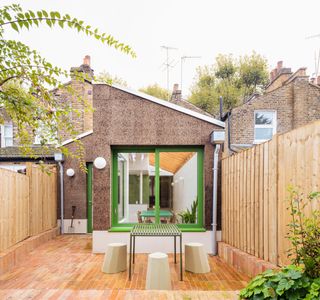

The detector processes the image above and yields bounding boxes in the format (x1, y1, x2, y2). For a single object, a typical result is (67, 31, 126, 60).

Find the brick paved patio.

(0, 235, 248, 299)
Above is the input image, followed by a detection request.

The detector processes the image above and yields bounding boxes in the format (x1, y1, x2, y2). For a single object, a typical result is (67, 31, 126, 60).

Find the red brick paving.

(0, 235, 248, 299)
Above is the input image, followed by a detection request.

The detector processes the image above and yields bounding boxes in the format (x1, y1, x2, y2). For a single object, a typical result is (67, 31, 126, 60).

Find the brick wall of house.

(63, 84, 223, 231)
(230, 83, 294, 145)
(54, 79, 93, 142)
(229, 77, 320, 146)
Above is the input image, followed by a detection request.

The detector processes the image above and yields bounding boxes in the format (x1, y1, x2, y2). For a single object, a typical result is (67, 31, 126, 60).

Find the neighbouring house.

(0, 56, 225, 253)
(224, 61, 320, 153)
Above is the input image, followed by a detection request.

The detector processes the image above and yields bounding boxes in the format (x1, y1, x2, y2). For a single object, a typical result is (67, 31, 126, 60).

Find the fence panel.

(0, 164, 57, 252)
(221, 120, 320, 266)
(0, 169, 29, 251)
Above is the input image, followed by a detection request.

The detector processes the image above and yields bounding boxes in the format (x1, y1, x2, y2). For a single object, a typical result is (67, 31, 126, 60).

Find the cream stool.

(145, 252, 172, 290)
(101, 243, 127, 274)
(185, 242, 210, 273)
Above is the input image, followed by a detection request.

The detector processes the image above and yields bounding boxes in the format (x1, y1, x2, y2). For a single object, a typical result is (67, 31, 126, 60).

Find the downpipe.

(212, 144, 221, 255)
(58, 161, 64, 234)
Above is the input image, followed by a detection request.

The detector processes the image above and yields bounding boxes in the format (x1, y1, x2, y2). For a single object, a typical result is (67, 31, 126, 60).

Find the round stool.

(145, 252, 172, 290)
(101, 243, 127, 274)
(185, 242, 210, 273)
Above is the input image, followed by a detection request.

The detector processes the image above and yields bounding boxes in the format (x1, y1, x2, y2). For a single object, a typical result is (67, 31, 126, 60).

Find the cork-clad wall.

(63, 84, 223, 231)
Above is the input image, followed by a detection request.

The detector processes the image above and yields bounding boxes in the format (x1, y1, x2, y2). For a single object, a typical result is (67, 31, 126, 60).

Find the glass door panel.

(158, 151, 198, 224)
(117, 152, 152, 223)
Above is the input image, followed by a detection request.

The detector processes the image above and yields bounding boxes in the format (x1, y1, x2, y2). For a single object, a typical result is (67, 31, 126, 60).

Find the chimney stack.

(317, 75, 320, 85)
(170, 83, 182, 101)
(277, 61, 283, 71)
(83, 55, 91, 66)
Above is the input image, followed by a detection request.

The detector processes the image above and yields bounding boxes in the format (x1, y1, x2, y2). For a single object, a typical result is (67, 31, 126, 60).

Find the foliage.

(189, 52, 268, 116)
(0, 3, 135, 169)
(287, 187, 320, 278)
(178, 198, 198, 224)
(95, 70, 128, 87)
(239, 265, 319, 300)
(139, 83, 169, 100)
(241, 188, 320, 299)
(239, 52, 269, 97)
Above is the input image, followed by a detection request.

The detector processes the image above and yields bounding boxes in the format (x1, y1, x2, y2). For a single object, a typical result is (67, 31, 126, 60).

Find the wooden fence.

(221, 121, 320, 266)
(0, 164, 57, 251)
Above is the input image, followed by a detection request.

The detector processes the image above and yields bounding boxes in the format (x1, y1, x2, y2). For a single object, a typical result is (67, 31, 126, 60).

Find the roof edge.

(60, 130, 93, 146)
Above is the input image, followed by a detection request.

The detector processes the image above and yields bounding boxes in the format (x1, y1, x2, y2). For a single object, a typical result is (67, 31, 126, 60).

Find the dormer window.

(254, 111, 276, 143)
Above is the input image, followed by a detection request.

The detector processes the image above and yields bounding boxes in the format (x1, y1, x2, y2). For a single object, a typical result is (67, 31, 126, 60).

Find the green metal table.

(129, 224, 183, 281)
(140, 210, 173, 219)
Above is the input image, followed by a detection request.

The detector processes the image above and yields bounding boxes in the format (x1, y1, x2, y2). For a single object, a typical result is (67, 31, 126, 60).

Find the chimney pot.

(83, 55, 91, 66)
(277, 61, 283, 70)
(173, 83, 179, 92)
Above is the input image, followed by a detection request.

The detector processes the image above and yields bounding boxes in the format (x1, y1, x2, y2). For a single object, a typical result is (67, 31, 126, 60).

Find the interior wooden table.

(140, 210, 173, 219)
(129, 224, 183, 281)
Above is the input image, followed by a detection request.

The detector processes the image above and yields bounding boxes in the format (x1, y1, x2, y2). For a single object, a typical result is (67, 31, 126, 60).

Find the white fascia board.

(60, 130, 93, 146)
(110, 84, 225, 128)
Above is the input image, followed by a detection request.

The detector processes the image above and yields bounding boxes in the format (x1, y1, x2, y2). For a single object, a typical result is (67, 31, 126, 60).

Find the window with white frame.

(1, 124, 13, 147)
(254, 111, 276, 143)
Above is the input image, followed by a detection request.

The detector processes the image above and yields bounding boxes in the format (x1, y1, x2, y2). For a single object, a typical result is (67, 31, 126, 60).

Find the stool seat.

(146, 252, 172, 290)
(101, 243, 127, 274)
(185, 242, 210, 273)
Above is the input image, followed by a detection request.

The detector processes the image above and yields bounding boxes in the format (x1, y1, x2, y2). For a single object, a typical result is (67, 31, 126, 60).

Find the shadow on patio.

(0, 235, 248, 299)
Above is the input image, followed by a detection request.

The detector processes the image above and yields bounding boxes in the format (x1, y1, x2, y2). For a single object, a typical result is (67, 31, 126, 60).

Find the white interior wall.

(172, 154, 197, 217)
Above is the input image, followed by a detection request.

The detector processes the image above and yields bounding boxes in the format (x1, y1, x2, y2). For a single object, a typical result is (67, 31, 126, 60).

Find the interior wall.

(172, 154, 197, 218)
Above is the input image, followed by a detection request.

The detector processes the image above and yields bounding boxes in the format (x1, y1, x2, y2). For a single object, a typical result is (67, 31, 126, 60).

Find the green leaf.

(10, 22, 19, 32)
(46, 19, 52, 27)
(58, 20, 64, 28)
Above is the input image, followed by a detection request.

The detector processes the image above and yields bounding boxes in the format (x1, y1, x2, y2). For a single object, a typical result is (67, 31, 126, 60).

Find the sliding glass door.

(112, 147, 204, 230)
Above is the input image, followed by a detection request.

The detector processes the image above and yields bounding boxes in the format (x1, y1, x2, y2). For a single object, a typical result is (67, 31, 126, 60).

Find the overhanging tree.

(0, 3, 135, 168)
(189, 52, 268, 116)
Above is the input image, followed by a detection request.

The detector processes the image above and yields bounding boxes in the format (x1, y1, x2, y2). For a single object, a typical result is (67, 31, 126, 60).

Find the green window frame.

(110, 146, 204, 232)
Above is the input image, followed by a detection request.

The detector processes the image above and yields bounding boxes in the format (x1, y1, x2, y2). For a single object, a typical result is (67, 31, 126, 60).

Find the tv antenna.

(161, 45, 178, 100)
(180, 56, 201, 95)
(306, 33, 320, 78)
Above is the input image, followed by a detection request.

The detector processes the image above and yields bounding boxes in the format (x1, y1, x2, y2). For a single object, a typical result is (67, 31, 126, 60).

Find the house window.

(1, 124, 13, 147)
(111, 147, 204, 231)
(254, 111, 276, 143)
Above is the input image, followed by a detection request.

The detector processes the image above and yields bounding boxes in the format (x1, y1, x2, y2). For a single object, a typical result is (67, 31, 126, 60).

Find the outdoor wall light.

(66, 168, 75, 177)
(94, 157, 107, 169)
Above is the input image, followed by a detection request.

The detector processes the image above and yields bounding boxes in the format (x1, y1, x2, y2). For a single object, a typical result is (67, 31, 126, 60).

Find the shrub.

(240, 188, 320, 299)
(239, 265, 319, 300)
(287, 189, 320, 278)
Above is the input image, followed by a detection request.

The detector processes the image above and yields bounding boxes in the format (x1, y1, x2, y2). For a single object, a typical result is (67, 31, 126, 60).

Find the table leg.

(174, 236, 176, 264)
(129, 233, 132, 280)
(180, 234, 183, 281)
(133, 236, 135, 264)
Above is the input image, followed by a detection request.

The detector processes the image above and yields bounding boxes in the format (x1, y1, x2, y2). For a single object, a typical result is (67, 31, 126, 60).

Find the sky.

(2, 0, 320, 98)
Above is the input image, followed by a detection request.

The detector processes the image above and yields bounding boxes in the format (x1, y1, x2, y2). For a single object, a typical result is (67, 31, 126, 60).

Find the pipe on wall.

(58, 161, 64, 234)
(212, 144, 221, 255)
